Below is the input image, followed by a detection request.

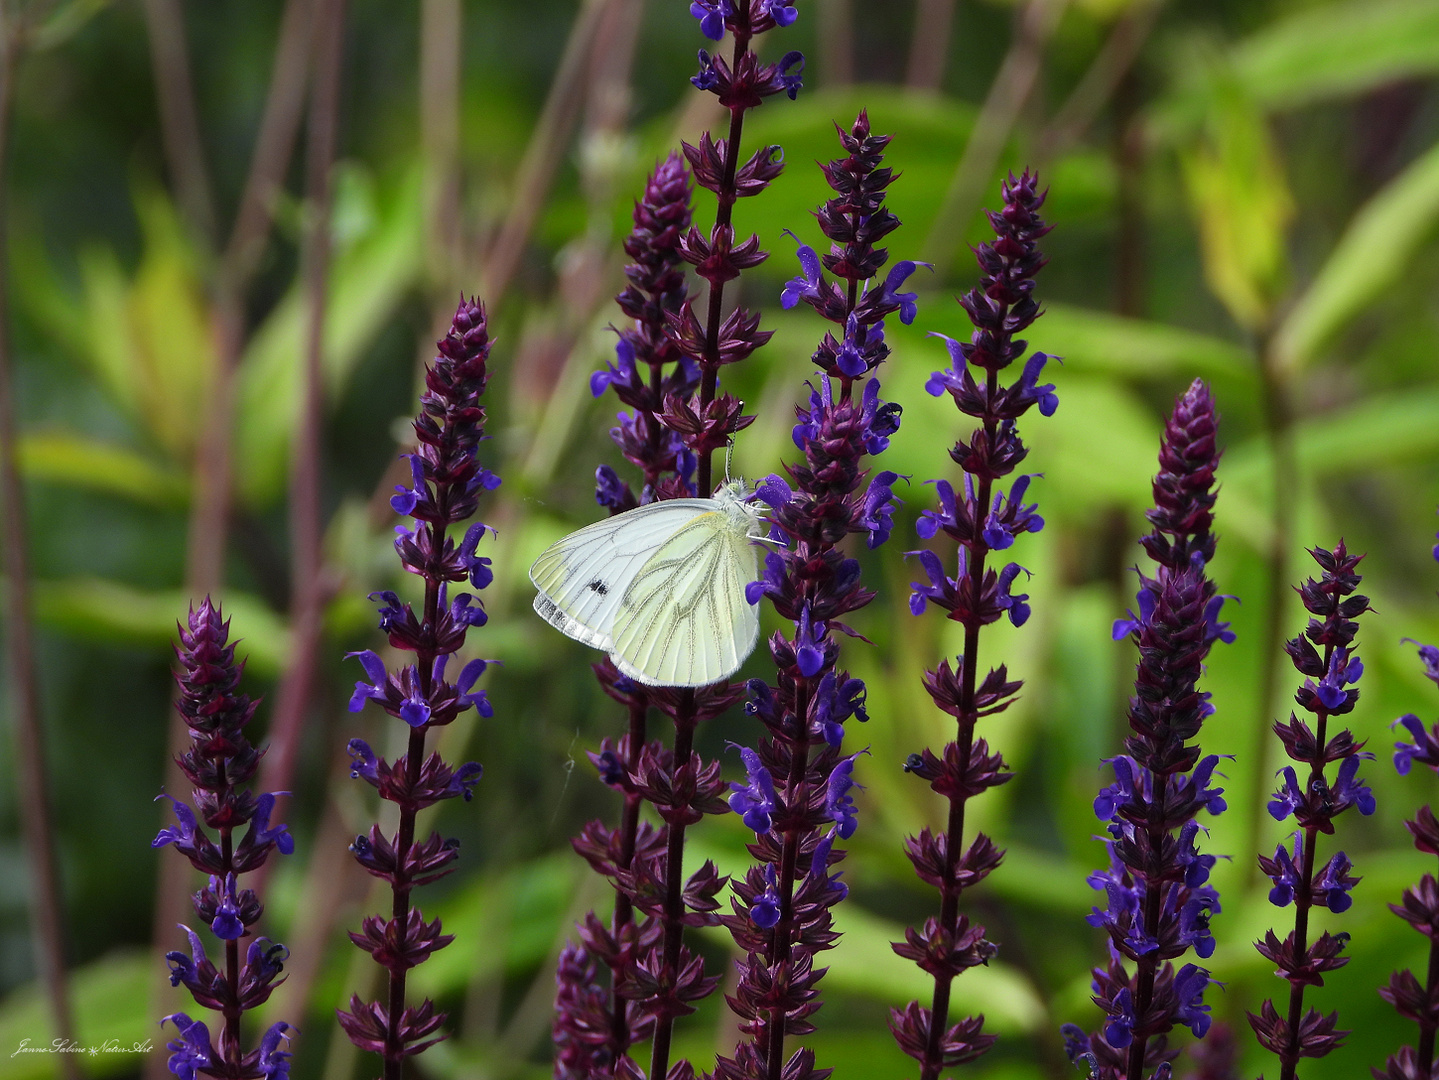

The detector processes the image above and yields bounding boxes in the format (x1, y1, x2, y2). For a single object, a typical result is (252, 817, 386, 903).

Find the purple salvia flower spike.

(895, 172, 1054, 1078)
(1064, 381, 1231, 1080)
(338, 298, 496, 1071)
(153, 599, 294, 1075)
(1378, 558, 1439, 1077)
(1247, 541, 1371, 1077)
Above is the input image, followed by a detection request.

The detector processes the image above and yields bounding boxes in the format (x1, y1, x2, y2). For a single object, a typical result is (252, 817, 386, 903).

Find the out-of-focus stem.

(140, 0, 216, 245)
(1248, 333, 1295, 881)
(0, 19, 81, 1079)
(907, 0, 956, 91)
(479, 0, 612, 306)
(262, 0, 346, 820)
(1037, 0, 1161, 161)
(420, 0, 462, 290)
(923, 0, 1067, 281)
(816, 0, 853, 86)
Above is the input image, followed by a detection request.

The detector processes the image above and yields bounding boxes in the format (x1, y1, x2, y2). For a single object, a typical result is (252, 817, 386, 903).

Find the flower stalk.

(1062, 380, 1232, 1080)
(1248, 541, 1373, 1079)
(716, 109, 909, 1080)
(153, 600, 296, 1079)
(895, 170, 1055, 1079)
(337, 298, 495, 1075)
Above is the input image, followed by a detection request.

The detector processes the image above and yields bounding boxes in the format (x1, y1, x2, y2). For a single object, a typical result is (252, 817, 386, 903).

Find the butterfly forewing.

(609, 510, 759, 687)
(529, 499, 717, 651)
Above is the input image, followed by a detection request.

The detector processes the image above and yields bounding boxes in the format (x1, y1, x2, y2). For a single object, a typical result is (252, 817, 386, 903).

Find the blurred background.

(2, 0, 1439, 1077)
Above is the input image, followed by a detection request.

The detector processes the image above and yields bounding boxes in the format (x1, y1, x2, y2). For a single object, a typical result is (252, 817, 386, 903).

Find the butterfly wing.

(608, 510, 760, 687)
(529, 499, 717, 651)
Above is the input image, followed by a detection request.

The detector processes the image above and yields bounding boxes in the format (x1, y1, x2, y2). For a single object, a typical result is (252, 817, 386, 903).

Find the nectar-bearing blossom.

(714, 109, 904, 1080)
(892, 170, 1053, 1080)
(555, 1, 804, 1073)
(154, 599, 295, 1080)
(1247, 541, 1372, 1080)
(337, 298, 493, 1075)
(1376, 556, 1439, 1080)
(1062, 380, 1232, 1080)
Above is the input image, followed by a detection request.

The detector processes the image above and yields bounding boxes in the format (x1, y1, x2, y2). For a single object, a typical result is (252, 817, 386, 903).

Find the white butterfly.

(529, 480, 770, 687)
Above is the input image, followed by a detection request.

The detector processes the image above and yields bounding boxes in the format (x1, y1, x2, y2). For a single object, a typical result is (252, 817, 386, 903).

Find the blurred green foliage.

(3, 1, 1439, 1078)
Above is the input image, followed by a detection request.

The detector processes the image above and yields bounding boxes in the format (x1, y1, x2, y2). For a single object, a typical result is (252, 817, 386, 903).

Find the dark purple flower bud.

(728, 745, 778, 833)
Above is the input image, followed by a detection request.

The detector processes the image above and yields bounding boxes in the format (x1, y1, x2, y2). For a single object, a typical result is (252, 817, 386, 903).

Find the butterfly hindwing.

(529, 499, 717, 651)
(609, 509, 760, 687)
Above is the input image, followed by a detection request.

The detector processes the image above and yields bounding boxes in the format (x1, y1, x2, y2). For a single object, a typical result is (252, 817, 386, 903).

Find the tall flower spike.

(337, 298, 493, 1077)
(1376, 627, 1439, 1076)
(154, 599, 294, 1078)
(568, 9, 806, 1080)
(1062, 381, 1232, 1080)
(556, 152, 732, 1077)
(715, 111, 906, 1080)
(1247, 541, 1371, 1080)
(892, 171, 1051, 1080)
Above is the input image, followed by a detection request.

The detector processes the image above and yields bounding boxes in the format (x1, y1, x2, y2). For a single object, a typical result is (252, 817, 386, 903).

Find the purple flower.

(860, 471, 901, 549)
(153, 795, 202, 853)
(591, 336, 638, 397)
(824, 754, 864, 840)
(997, 563, 1032, 627)
(872, 260, 928, 325)
(346, 649, 390, 712)
(455, 657, 494, 717)
(859, 377, 902, 455)
(688, 0, 731, 40)
(209, 874, 244, 940)
(255, 1023, 295, 1080)
(780, 230, 823, 309)
(246, 793, 294, 856)
(1203, 593, 1236, 644)
(1313, 850, 1359, 912)
(1405, 637, 1439, 685)
(758, 0, 798, 28)
(1331, 753, 1376, 815)
(1307, 647, 1363, 710)
(907, 548, 955, 616)
(1173, 964, 1213, 1037)
(161, 1013, 215, 1080)
(794, 606, 826, 678)
(751, 865, 781, 928)
(1093, 756, 1140, 820)
(1393, 712, 1439, 775)
(981, 474, 1043, 550)
(1013, 352, 1059, 416)
(777, 50, 804, 99)
(1180, 887, 1220, 958)
(1111, 581, 1156, 640)
(348, 739, 379, 783)
(729, 745, 778, 833)
(1104, 987, 1136, 1048)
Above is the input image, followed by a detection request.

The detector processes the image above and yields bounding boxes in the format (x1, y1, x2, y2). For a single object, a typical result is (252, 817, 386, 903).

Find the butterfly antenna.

(722, 400, 743, 488)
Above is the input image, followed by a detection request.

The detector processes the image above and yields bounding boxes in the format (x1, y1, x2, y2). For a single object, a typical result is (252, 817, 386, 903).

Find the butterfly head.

(712, 478, 771, 539)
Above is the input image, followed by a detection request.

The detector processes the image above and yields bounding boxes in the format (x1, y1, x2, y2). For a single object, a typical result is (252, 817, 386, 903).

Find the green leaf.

(30, 579, 289, 676)
(0, 952, 151, 1080)
(18, 433, 189, 508)
(234, 163, 424, 507)
(1232, 0, 1439, 111)
(1179, 77, 1293, 330)
(1039, 302, 1253, 382)
(1273, 139, 1439, 372)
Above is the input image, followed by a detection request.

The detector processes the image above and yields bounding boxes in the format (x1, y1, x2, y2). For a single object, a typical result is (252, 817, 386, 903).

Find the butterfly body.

(530, 480, 768, 687)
